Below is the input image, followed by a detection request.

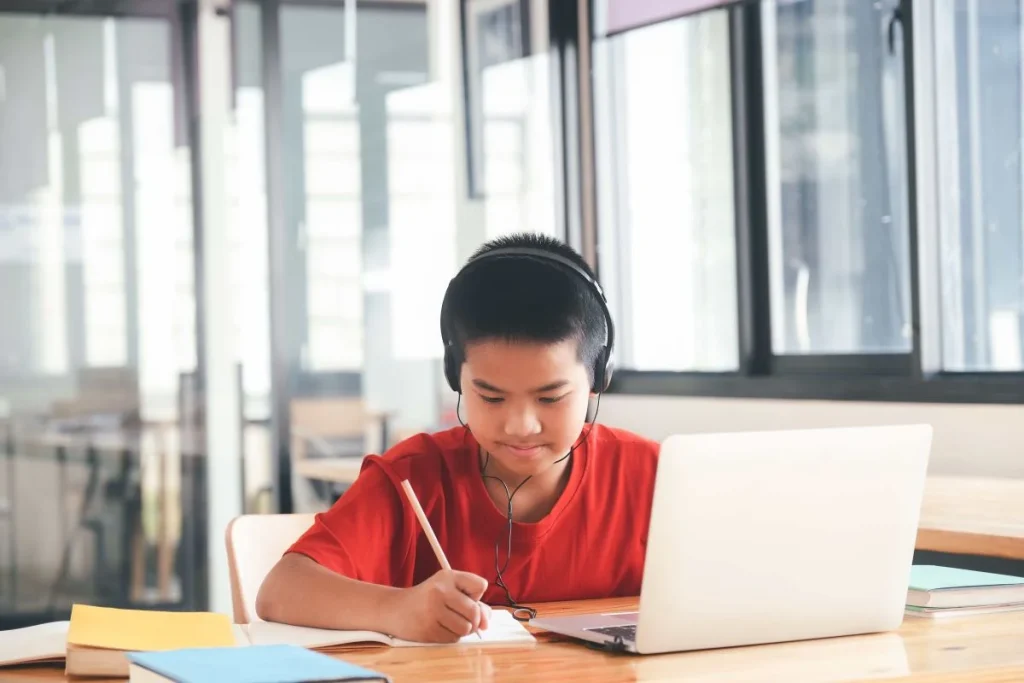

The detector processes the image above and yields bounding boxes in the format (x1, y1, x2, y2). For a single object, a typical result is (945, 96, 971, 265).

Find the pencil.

(400, 479, 483, 640)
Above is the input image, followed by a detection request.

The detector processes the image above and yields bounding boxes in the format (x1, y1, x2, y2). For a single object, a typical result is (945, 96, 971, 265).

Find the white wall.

(599, 395, 1024, 479)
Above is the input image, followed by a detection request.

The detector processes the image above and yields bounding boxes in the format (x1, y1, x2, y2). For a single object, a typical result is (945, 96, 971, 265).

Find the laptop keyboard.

(585, 624, 636, 642)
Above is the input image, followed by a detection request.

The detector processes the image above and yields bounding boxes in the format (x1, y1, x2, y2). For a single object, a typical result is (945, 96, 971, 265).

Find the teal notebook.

(908, 565, 1024, 609)
(127, 644, 389, 683)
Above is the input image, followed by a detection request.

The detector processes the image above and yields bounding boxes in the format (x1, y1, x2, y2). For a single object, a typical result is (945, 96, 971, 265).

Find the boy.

(257, 233, 659, 643)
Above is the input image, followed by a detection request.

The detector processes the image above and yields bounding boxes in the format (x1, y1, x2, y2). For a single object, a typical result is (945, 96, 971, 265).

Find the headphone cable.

(479, 392, 602, 621)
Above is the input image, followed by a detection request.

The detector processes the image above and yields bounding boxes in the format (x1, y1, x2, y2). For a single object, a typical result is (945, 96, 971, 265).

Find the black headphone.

(439, 246, 616, 394)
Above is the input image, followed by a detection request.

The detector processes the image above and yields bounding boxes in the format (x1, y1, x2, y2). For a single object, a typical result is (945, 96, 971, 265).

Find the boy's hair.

(441, 233, 608, 386)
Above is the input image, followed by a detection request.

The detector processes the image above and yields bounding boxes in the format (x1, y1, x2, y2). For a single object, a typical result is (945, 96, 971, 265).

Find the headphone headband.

(440, 246, 615, 393)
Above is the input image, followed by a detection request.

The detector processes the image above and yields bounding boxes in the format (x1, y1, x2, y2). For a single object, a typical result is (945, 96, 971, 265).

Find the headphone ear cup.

(592, 346, 612, 393)
(443, 344, 460, 393)
(602, 355, 614, 393)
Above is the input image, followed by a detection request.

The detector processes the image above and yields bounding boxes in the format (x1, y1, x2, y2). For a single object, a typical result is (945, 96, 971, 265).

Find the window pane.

(226, 1, 275, 515)
(763, 0, 912, 354)
(0, 14, 203, 621)
(464, 0, 560, 238)
(277, 1, 560, 513)
(594, 10, 739, 371)
(935, 1, 1024, 371)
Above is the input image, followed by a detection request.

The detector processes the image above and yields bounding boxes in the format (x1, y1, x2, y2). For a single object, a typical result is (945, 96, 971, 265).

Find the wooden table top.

(7, 597, 1024, 682)
(916, 476, 1024, 560)
(293, 457, 365, 485)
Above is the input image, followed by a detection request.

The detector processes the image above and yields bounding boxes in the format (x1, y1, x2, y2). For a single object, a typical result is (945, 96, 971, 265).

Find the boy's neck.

(478, 447, 574, 523)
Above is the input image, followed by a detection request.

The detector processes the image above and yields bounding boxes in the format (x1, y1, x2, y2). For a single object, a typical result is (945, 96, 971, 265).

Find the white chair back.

(225, 513, 315, 623)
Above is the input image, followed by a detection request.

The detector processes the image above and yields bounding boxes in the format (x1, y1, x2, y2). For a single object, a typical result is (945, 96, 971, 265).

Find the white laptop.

(531, 424, 932, 655)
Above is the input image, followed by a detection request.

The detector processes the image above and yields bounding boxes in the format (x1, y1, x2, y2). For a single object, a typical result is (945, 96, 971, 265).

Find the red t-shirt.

(287, 424, 659, 605)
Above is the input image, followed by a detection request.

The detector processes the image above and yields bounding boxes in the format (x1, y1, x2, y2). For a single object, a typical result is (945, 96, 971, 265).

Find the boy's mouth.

(500, 442, 546, 457)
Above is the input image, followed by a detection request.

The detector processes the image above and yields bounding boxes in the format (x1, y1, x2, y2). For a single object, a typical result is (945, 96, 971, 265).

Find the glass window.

(227, 2, 275, 513)
(933, 1, 1024, 371)
(762, 0, 912, 355)
(276, 1, 561, 512)
(463, 0, 560, 240)
(0, 14, 203, 623)
(593, 9, 739, 371)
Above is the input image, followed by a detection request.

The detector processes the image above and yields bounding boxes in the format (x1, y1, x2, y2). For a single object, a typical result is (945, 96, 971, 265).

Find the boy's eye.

(480, 395, 504, 404)
(539, 394, 569, 405)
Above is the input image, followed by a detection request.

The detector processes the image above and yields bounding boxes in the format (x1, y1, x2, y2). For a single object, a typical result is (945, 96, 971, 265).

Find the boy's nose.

(503, 407, 541, 437)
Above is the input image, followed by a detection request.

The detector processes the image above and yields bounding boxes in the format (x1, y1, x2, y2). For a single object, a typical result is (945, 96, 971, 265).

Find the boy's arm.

(253, 462, 490, 643)
(256, 553, 491, 643)
(255, 553, 397, 631)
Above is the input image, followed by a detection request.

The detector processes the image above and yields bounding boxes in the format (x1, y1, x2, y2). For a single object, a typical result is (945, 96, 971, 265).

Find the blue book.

(908, 565, 1024, 609)
(127, 644, 389, 683)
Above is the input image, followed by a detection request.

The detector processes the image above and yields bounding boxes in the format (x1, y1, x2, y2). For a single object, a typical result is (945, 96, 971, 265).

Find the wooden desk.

(916, 476, 1024, 560)
(8, 597, 1024, 682)
(293, 457, 365, 485)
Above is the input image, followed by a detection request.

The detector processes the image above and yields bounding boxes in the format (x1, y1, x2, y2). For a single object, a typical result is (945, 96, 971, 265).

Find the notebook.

(0, 621, 69, 667)
(905, 603, 1024, 619)
(127, 644, 389, 683)
(907, 565, 1024, 609)
(240, 608, 535, 652)
(66, 605, 237, 677)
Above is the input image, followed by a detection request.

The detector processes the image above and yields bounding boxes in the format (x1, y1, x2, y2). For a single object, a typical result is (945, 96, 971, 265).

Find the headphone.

(439, 246, 616, 394)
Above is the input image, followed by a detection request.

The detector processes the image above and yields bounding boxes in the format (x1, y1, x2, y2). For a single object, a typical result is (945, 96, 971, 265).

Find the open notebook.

(0, 621, 70, 667)
(239, 609, 535, 651)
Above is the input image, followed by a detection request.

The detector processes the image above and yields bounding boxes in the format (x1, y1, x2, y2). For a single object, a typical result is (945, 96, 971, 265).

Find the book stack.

(64, 605, 238, 677)
(906, 565, 1024, 618)
(0, 608, 241, 675)
(0, 602, 533, 678)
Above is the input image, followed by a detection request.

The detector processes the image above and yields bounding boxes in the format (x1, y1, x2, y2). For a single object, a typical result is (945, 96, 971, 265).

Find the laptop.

(531, 424, 932, 655)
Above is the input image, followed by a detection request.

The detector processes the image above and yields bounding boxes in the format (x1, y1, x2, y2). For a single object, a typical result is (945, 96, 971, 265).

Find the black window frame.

(576, 0, 1024, 405)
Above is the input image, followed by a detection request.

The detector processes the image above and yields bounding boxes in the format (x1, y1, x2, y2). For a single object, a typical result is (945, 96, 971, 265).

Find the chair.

(290, 397, 392, 507)
(225, 513, 315, 624)
(290, 397, 391, 463)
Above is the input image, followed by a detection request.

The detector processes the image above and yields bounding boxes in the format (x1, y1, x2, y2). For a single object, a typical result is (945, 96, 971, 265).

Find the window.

(226, 1, 275, 513)
(593, 9, 739, 372)
(933, 1, 1024, 372)
(280, 6, 364, 373)
(273, 1, 563, 512)
(762, 0, 911, 355)
(0, 11, 202, 619)
(592, 0, 1024, 402)
(463, 0, 560, 238)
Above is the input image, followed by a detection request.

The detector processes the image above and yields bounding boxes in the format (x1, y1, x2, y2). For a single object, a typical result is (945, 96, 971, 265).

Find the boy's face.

(460, 338, 592, 480)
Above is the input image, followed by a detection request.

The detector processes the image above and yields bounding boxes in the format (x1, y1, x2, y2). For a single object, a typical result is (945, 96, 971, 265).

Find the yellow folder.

(67, 604, 235, 652)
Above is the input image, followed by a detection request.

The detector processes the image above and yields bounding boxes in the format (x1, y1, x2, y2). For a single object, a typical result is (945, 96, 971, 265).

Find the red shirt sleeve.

(286, 459, 416, 586)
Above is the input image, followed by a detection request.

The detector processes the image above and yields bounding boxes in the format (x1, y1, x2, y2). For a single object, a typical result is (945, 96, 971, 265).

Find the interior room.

(1, 0, 1023, 680)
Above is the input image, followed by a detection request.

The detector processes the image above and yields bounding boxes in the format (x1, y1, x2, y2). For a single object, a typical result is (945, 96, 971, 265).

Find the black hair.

(443, 233, 607, 384)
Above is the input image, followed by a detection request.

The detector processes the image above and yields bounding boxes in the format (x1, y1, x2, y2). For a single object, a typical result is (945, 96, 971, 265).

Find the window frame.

(579, 0, 1024, 404)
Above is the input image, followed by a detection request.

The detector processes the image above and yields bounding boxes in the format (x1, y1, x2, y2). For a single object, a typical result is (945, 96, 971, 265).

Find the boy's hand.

(384, 570, 492, 643)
